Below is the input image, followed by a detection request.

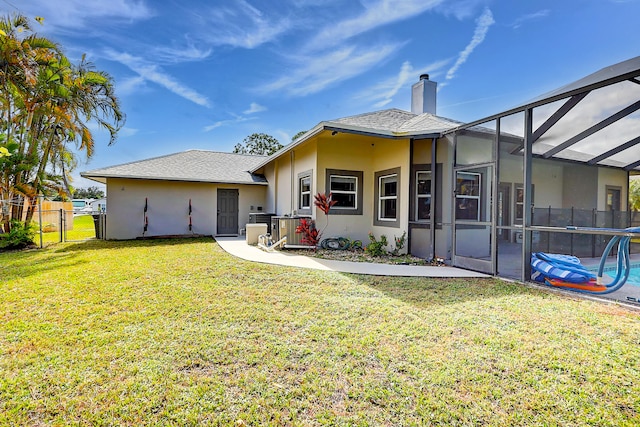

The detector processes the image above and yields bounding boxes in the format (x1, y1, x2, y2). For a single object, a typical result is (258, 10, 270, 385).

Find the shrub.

(295, 218, 320, 247)
(392, 231, 407, 255)
(365, 232, 388, 257)
(0, 220, 36, 250)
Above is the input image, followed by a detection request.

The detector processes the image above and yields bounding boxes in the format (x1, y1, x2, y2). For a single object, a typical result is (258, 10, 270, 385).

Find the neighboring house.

(81, 151, 268, 240)
(91, 198, 107, 212)
(83, 56, 640, 282)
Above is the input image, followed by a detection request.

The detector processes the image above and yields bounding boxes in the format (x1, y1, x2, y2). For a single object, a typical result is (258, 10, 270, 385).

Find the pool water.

(601, 263, 640, 287)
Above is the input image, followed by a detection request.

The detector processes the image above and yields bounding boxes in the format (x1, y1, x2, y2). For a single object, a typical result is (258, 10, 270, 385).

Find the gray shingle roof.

(329, 108, 462, 135)
(81, 150, 268, 185)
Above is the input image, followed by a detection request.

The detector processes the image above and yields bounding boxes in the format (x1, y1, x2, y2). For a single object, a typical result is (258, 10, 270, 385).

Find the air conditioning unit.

(271, 216, 313, 248)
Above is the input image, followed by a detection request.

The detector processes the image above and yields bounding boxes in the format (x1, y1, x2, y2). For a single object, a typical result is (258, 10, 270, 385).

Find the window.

(416, 171, 431, 220)
(325, 169, 363, 215)
(299, 176, 311, 210)
(379, 174, 398, 220)
(297, 171, 313, 214)
(455, 172, 481, 221)
(515, 185, 524, 223)
(330, 175, 357, 209)
(374, 167, 401, 227)
(514, 184, 534, 224)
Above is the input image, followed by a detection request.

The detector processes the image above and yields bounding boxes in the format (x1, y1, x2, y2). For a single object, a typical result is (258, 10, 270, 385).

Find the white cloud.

(510, 10, 550, 29)
(17, 0, 153, 30)
(244, 103, 267, 114)
(445, 7, 495, 81)
(105, 50, 210, 107)
(362, 58, 451, 107)
(202, 1, 292, 48)
(119, 127, 140, 138)
(260, 42, 404, 97)
(435, 0, 488, 20)
(307, 0, 443, 50)
(116, 75, 147, 97)
(203, 115, 255, 132)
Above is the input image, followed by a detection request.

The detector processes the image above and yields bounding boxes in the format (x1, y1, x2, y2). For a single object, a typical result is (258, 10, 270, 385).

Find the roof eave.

(79, 173, 268, 186)
(249, 123, 446, 172)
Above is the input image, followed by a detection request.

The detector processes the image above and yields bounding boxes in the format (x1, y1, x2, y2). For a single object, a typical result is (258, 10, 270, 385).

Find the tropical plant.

(630, 178, 640, 223)
(365, 232, 388, 257)
(295, 192, 337, 248)
(233, 133, 283, 155)
(0, 219, 35, 250)
(392, 231, 407, 255)
(295, 218, 320, 247)
(0, 14, 124, 232)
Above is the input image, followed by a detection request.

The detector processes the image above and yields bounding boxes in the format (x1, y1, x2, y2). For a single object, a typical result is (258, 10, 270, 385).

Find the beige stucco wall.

(105, 178, 266, 239)
(315, 133, 411, 249)
(598, 167, 628, 211)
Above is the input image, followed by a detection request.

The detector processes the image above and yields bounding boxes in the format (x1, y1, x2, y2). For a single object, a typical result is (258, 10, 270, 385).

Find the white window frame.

(415, 170, 432, 221)
(299, 175, 311, 210)
(330, 174, 358, 210)
(378, 173, 398, 221)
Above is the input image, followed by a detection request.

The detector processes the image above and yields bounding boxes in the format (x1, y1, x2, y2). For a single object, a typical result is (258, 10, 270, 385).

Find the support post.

(522, 108, 534, 282)
(37, 194, 43, 248)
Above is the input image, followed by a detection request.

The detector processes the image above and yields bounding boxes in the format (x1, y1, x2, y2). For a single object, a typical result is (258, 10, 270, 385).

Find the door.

(452, 164, 496, 274)
(497, 183, 511, 242)
(217, 189, 239, 235)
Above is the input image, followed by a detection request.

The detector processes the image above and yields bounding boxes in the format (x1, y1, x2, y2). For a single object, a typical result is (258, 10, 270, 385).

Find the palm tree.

(0, 14, 125, 228)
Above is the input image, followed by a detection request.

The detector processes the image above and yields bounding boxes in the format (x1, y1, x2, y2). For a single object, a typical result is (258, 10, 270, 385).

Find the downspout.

(408, 138, 414, 254)
(290, 150, 295, 215)
(430, 137, 437, 261)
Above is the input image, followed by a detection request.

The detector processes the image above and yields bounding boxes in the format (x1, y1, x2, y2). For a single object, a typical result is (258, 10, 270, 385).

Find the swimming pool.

(601, 263, 640, 287)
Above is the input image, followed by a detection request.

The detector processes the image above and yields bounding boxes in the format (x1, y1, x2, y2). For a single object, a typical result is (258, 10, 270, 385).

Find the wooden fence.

(27, 200, 74, 232)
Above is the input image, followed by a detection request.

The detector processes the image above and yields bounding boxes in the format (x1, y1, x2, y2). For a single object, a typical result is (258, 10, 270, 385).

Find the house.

(82, 56, 640, 282)
(81, 150, 268, 240)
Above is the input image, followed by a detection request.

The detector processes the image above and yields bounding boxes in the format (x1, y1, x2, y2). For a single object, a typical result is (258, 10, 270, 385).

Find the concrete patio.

(215, 236, 490, 278)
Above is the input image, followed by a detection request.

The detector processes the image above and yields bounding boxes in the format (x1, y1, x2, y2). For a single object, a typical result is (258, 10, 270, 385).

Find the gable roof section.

(251, 108, 462, 172)
(81, 150, 268, 185)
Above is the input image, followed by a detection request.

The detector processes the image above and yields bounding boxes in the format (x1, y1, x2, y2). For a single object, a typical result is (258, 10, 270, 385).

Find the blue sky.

(5, 0, 640, 189)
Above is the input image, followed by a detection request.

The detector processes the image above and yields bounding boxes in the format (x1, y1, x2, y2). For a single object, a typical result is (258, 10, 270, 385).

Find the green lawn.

(1, 238, 639, 426)
(40, 214, 96, 245)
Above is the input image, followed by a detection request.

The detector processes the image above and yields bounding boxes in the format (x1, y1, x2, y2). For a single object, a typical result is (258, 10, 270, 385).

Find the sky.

(4, 0, 640, 190)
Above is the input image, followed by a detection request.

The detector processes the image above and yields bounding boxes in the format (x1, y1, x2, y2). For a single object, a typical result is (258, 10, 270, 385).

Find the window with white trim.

(325, 169, 363, 215)
(378, 173, 398, 221)
(330, 175, 357, 209)
(416, 171, 431, 221)
(299, 175, 311, 210)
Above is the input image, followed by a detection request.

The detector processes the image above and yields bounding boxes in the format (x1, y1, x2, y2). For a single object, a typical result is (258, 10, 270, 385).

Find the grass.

(1, 238, 639, 426)
(40, 214, 96, 245)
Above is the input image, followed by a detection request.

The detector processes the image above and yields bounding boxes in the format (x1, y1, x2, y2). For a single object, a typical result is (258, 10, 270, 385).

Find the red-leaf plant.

(295, 192, 337, 248)
(295, 218, 320, 247)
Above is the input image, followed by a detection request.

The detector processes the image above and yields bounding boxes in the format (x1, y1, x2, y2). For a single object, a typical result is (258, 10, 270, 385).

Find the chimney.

(411, 74, 437, 115)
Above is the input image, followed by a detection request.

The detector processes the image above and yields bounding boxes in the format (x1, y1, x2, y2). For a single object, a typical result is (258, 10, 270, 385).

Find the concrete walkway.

(215, 236, 489, 278)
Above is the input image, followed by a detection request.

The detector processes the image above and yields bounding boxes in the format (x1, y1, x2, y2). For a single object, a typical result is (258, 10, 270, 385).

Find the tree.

(73, 186, 104, 199)
(0, 14, 124, 230)
(292, 130, 307, 142)
(233, 133, 282, 156)
(630, 178, 640, 224)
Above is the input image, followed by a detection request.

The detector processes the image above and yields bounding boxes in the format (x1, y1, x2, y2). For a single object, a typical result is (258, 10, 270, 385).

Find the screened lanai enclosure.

(446, 56, 640, 287)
